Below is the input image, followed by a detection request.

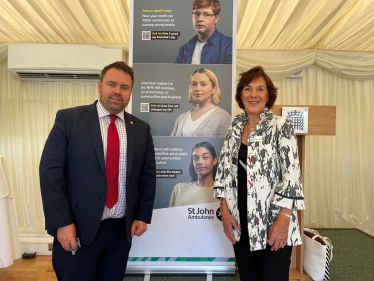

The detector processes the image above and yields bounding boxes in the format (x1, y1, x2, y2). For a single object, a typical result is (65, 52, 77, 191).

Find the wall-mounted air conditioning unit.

(8, 43, 122, 82)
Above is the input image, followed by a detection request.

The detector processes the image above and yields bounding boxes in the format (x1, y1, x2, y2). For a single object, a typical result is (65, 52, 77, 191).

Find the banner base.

(125, 265, 236, 275)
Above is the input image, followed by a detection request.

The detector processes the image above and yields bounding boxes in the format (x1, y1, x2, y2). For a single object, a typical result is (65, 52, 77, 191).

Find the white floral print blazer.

(214, 108, 305, 251)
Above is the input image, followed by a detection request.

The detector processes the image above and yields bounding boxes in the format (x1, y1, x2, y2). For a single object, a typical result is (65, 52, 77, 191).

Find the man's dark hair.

(100, 61, 134, 88)
(189, 142, 218, 182)
(236, 66, 278, 110)
(192, 0, 221, 15)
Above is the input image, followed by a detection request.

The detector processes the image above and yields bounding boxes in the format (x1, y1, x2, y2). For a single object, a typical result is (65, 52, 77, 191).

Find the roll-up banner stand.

(128, 0, 237, 277)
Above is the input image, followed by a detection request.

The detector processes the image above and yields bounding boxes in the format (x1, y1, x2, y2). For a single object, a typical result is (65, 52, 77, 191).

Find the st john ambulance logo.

(187, 207, 215, 220)
(216, 207, 222, 221)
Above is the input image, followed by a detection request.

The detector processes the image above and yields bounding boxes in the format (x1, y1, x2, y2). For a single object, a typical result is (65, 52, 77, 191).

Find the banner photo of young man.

(133, 0, 233, 64)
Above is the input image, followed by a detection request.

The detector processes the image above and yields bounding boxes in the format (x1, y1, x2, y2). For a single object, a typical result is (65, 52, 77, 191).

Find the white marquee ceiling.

(0, 0, 373, 51)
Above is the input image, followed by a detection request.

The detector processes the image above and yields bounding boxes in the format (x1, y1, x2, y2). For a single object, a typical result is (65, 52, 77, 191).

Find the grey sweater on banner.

(170, 107, 231, 137)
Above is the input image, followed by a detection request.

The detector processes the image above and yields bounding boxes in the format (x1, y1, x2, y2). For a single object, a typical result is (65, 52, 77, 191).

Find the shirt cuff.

(272, 192, 305, 210)
(213, 186, 224, 199)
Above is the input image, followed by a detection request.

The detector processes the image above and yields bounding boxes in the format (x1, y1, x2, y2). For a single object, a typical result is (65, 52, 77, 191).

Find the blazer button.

(101, 197, 105, 202)
(103, 176, 106, 181)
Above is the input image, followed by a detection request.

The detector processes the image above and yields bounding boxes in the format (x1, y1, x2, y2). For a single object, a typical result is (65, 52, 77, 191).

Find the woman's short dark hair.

(235, 66, 278, 110)
(189, 142, 218, 182)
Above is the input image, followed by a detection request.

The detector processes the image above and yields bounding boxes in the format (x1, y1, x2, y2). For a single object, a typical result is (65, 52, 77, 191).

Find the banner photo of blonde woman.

(132, 64, 232, 137)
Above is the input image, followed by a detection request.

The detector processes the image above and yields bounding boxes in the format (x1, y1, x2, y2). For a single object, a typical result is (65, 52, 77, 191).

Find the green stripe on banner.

(199, 258, 215, 262)
(128, 257, 235, 262)
(175, 257, 215, 262)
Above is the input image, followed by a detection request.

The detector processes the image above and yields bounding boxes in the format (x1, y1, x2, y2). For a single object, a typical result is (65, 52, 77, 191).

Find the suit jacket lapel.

(84, 101, 105, 174)
(124, 111, 135, 183)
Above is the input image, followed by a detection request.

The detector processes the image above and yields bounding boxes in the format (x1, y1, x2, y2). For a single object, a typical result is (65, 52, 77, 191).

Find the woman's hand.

(267, 209, 291, 251)
(220, 199, 240, 244)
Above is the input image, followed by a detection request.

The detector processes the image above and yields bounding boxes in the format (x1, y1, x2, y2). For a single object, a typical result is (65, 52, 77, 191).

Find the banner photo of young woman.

(152, 136, 225, 209)
(132, 64, 232, 137)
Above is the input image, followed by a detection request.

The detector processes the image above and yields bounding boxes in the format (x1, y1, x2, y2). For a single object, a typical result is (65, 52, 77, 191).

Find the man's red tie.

(105, 114, 119, 209)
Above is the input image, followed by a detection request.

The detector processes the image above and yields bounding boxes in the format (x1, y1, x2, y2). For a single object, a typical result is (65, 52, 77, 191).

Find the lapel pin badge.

(130, 121, 133, 124)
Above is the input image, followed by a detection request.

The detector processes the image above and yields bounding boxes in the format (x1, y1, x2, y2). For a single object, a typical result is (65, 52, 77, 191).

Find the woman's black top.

(238, 143, 248, 217)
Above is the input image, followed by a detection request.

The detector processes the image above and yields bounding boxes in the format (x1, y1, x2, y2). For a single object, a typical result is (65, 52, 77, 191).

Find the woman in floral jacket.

(214, 66, 305, 281)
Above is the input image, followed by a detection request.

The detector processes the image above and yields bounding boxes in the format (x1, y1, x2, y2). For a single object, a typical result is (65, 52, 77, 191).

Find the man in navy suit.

(40, 61, 156, 281)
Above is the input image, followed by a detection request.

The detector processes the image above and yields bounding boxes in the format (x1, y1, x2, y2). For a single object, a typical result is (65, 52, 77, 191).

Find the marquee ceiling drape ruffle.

(1, 0, 374, 80)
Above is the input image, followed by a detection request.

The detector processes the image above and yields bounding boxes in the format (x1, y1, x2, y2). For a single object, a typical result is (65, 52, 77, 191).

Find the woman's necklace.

(246, 121, 256, 166)
(246, 121, 255, 138)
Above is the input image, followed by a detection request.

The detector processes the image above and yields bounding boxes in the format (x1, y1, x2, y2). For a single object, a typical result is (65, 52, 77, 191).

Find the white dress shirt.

(97, 101, 127, 220)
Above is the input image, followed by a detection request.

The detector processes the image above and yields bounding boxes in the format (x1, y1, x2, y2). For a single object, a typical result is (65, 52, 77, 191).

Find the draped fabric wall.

(274, 64, 374, 235)
(0, 59, 97, 234)
(0, 0, 374, 237)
